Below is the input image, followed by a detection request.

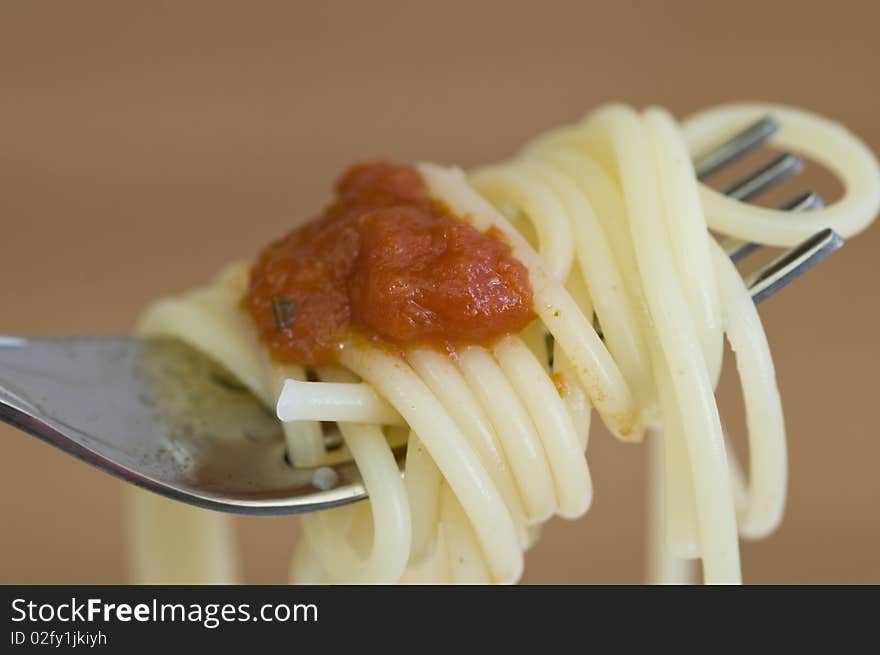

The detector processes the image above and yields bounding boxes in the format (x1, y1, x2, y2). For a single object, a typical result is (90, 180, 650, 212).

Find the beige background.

(1, 1, 878, 584)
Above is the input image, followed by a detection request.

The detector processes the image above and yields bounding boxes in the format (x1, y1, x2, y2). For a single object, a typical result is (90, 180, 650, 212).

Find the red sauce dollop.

(243, 162, 535, 365)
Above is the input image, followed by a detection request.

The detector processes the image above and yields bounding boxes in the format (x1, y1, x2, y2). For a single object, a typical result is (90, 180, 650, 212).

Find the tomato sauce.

(242, 161, 535, 365)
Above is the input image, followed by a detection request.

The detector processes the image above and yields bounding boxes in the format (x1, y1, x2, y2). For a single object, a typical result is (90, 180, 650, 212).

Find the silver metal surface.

(694, 115, 780, 179)
(722, 153, 803, 201)
(702, 117, 843, 303)
(722, 191, 826, 262)
(745, 228, 843, 304)
(0, 114, 846, 515)
(0, 336, 402, 515)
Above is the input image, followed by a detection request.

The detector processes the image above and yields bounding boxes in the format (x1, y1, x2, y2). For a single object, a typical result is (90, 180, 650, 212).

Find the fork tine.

(723, 153, 803, 201)
(694, 115, 843, 304)
(746, 229, 843, 304)
(695, 116, 780, 179)
(722, 191, 826, 262)
(718, 153, 807, 262)
(784, 190, 825, 212)
(723, 239, 761, 263)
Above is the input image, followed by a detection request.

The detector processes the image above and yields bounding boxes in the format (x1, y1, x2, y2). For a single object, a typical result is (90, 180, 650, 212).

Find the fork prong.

(723, 239, 762, 263)
(697, 115, 843, 305)
(783, 191, 824, 212)
(695, 116, 780, 179)
(746, 229, 843, 304)
(723, 153, 803, 201)
(722, 191, 827, 262)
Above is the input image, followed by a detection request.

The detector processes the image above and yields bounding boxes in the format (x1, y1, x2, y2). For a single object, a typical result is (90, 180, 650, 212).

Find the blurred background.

(1, 1, 878, 584)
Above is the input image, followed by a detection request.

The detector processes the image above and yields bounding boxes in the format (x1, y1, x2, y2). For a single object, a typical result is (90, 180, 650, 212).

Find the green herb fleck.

(272, 296, 297, 331)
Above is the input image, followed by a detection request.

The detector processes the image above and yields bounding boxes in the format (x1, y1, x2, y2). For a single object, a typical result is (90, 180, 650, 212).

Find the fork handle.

(0, 337, 43, 426)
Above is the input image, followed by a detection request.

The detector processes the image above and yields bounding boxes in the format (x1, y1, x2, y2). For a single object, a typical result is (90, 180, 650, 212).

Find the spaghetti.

(134, 103, 880, 585)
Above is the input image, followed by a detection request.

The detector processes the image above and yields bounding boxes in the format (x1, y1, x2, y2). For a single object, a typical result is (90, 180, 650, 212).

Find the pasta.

(134, 102, 880, 585)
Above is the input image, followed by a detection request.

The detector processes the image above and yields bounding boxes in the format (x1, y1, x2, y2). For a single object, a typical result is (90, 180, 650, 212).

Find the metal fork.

(694, 116, 842, 301)
(0, 118, 842, 515)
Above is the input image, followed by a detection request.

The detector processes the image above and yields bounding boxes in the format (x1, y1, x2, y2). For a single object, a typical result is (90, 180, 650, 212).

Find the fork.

(0, 117, 842, 515)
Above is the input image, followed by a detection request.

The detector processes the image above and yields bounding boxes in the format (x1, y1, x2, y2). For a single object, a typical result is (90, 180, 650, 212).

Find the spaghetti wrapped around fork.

(134, 103, 880, 585)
